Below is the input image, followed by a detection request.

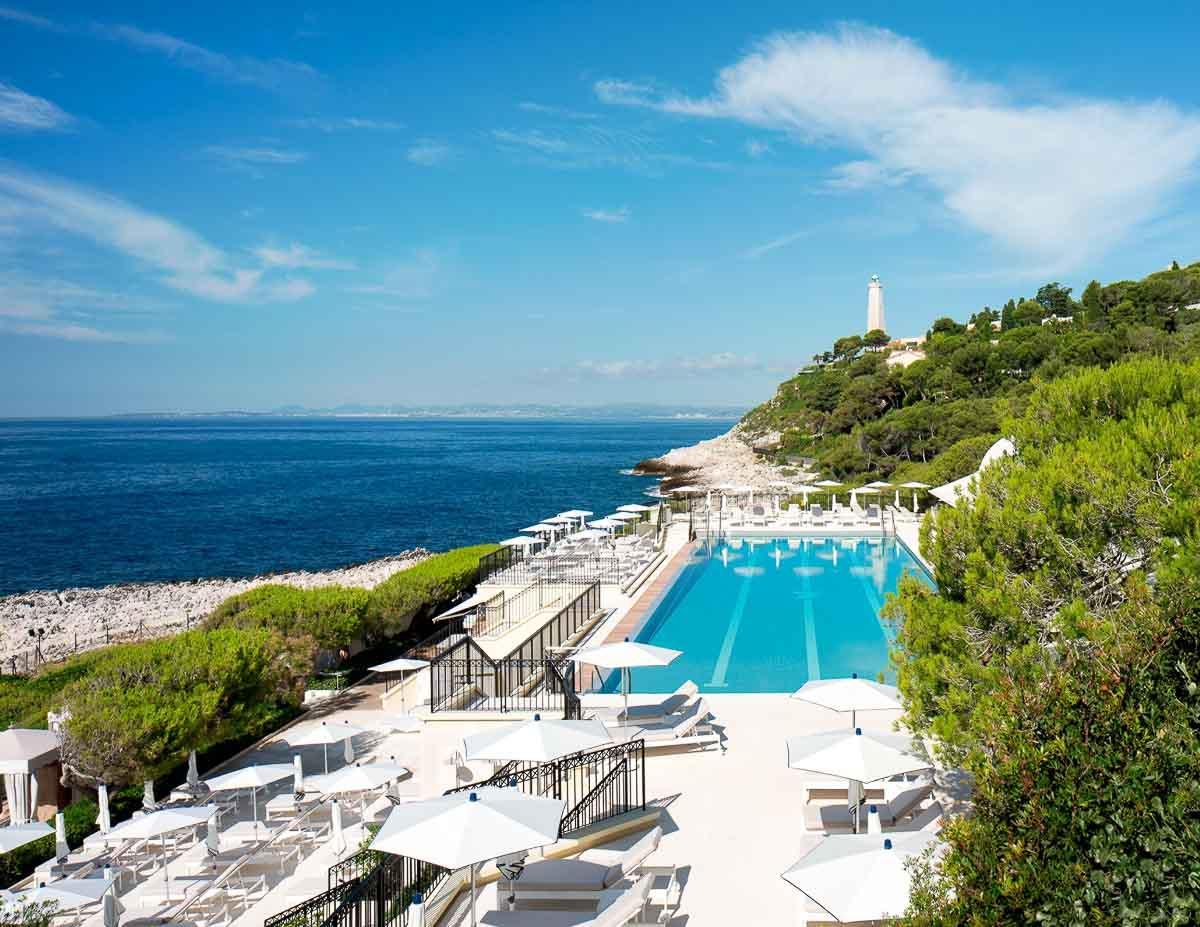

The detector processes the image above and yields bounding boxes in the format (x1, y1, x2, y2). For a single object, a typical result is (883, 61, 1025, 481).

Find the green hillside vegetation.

(890, 356, 1200, 924)
(740, 261, 1200, 483)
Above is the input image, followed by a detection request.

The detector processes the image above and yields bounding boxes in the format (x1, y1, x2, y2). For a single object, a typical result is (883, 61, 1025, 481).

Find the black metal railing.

(427, 583, 601, 714)
(474, 579, 567, 639)
(446, 740, 646, 837)
(478, 545, 517, 582)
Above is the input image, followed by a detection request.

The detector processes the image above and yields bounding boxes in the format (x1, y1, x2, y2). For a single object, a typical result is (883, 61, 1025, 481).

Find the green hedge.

(205, 584, 370, 650)
(365, 544, 500, 638)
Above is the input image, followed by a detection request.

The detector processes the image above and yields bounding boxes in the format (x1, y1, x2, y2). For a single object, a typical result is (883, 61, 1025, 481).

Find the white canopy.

(782, 831, 939, 923)
(204, 764, 294, 792)
(544, 515, 575, 524)
(668, 485, 704, 494)
(557, 510, 593, 519)
(930, 437, 1016, 507)
(369, 657, 429, 673)
(616, 504, 654, 512)
(813, 479, 842, 488)
(588, 518, 624, 529)
(607, 511, 640, 521)
(103, 805, 214, 842)
(520, 523, 557, 533)
(463, 716, 610, 763)
(863, 480, 893, 489)
(371, 787, 565, 872)
(0, 729, 59, 774)
(500, 536, 541, 547)
(791, 677, 901, 728)
(287, 721, 369, 747)
(307, 761, 410, 795)
(433, 589, 491, 622)
(572, 640, 680, 669)
(0, 822, 52, 853)
(12, 877, 113, 911)
(785, 728, 928, 783)
(899, 481, 931, 490)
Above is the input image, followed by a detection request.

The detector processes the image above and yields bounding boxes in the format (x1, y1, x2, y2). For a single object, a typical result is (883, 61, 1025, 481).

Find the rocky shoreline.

(634, 425, 804, 490)
(0, 550, 429, 666)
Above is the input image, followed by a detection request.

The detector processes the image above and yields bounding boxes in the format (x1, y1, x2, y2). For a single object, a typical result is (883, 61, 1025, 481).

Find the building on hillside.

(867, 275, 885, 332)
(966, 320, 1002, 332)
(884, 348, 926, 369)
(1041, 314, 1075, 325)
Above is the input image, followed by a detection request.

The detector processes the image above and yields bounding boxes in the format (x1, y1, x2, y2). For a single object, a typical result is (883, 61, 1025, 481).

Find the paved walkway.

(602, 540, 697, 644)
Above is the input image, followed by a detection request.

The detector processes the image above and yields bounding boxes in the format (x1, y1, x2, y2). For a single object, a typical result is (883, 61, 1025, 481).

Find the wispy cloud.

(824, 159, 907, 191)
(0, 8, 318, 93)
(0, 275, 169, 342)
(741, 229, 811, 260)
(595, 23, 1200, 267)
(517, 101, 597, 120)
(254, 242, 354, 270)
(491, 124, 730, 175)
(0, 166, 315, 305)
(348, 248, 445, 301)
(204, 145, 308, 175)
(406, 139, 453, 166)
(582, 206, 630, 223)
(744, 139, 771, 158)
(567, 352, 766, 380)
(0, 82, 73, 131)
(93, 23, 319, 92)
(287, 116, 404, 132)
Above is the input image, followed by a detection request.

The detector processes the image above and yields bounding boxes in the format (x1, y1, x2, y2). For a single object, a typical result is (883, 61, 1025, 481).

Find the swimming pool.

(621, 536, 933, 693)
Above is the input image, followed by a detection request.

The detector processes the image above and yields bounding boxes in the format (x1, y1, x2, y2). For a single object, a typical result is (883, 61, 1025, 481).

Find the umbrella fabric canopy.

(0, 729, 59, 775)
(204, 764, 294, 792)
(371, 788, 565, 927)
(500, 536, 540, 547)
(54, 812, 67, 862)
(307, 761, 410, 795)
(287, 721, 370, 773)
(331, 799, 345, 856)
(588, 518, 624, 530)
(616, 504, 654, 512)
(557, 509, 593, 518)
(668, 485, 703, 494)
(792, 676, 901, 728)
(864, 480, 892, 489)
(544, 515, 574, 524)
(0, 822, 51, 853)
(13, 877, 112, 910)
(373, 713, 423, 734)
(293, 755, 304, 795)
(814, 479, 842, 487)
(782, 831, 938, 923)
(607, 511, 640, 521)
(462, 716, 610, 763)
(103, 805, 214, 842)
(369, 657, 429, 673)
(899, 481, 931, 489)
(786, 728, 928, 784)
(572, 640, 682, 724)
(186, 751, 201, 792)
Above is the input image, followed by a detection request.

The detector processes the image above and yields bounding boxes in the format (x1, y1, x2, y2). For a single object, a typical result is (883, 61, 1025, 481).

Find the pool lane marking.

(800, 561, 821, 682)
(708, 559, 755, 687)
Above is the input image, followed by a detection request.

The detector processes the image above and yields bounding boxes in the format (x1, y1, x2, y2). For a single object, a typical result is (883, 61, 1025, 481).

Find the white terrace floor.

(217, 688, 904, 927)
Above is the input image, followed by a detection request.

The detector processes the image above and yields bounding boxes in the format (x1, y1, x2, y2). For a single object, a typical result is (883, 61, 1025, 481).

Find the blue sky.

(2, 2, 1200, 416)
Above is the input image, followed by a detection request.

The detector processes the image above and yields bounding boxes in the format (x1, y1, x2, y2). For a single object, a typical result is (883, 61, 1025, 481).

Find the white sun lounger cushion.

(483, 875, 652, 926)
(578, 824, 663, 869)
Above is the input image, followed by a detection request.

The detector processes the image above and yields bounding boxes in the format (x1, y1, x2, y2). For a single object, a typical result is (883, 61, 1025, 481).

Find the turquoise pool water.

(620, 536, 933, 694)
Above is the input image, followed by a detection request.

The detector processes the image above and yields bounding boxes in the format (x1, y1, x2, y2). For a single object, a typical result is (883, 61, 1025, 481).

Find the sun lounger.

(593, 682, 699, 724)
(482, 874, 652, 927)
(804, 779, 933, 832)
(809, 504, 825, 526)
(625, 699, 720, 753)
(866, 503, 880, 520)
(513, 827, 661, 902)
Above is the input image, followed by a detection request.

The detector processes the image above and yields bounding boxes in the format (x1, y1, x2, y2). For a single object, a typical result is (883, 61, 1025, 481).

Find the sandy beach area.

(0, 550, 429, 667)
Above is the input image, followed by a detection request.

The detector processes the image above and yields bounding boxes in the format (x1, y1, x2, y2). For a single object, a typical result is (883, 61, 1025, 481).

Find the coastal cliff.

(0, 550, 428, 665)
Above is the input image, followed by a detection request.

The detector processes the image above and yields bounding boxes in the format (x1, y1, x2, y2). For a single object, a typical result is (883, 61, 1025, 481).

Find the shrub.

(205, 584, 370, 650)
(365, 545, 499, 638)
(58, 627, 310, 787)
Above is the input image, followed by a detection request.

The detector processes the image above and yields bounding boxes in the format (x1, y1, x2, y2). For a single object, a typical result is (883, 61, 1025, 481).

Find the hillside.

(736, 260, 1200, 485)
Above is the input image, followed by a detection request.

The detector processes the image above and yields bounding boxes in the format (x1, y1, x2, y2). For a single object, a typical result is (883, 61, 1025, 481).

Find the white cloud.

(0, 166, 315, 304)
(205, 145, 308, 168)
(254, 242, 354, 270)
(94, 24, 318, 92)
(0, 82, 73, 131)
(406, 139, 453, 166)
(0, 275, 169, 342)
(287, 116, 404, 132)
(491, 128, 571, 154)
(582, 206, 630, 223)
(744, 139, 771, 158)
(595, 23, 1200, 267)
(0, 6, 56, 28)
(741, 229, 810, 260)
(517, 101, 597, 120)
(824, 159, 908, 191)
(573, 352, 765, 379)
(348, 248, 444, 301)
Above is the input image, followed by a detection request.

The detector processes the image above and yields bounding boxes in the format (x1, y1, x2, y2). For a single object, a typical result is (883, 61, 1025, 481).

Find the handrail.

(559, 756, 628, 835)
(169, 796, 332, 923)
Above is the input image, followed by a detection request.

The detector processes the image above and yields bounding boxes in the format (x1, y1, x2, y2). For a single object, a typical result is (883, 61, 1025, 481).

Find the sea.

(0, 417, 733, 597)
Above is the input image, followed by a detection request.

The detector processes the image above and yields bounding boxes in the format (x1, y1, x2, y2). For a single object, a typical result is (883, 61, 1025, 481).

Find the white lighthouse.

(867, 274, 885, 333)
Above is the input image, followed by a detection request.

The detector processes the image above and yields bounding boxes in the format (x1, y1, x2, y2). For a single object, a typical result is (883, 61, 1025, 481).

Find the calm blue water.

(624, 536, 933, 694)
(0, 418, 733, 595)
